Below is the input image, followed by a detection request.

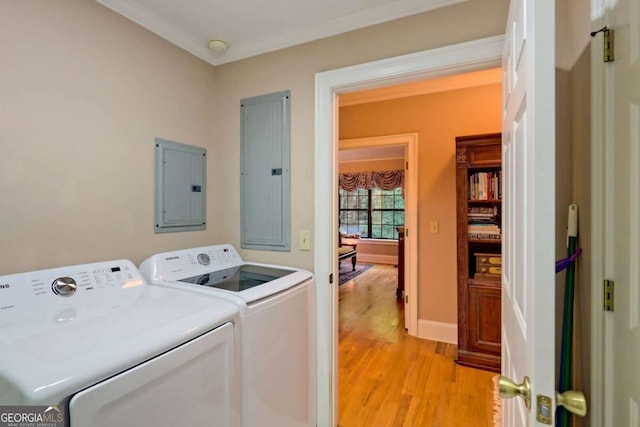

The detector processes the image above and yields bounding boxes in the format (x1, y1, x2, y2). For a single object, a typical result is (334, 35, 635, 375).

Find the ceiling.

(94, 0, 495, 163)
(95, 0, 465, 66)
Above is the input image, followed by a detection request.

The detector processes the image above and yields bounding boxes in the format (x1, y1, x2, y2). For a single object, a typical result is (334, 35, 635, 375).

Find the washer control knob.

(52, 277, 77, 296)
(196, 253, 210, 265)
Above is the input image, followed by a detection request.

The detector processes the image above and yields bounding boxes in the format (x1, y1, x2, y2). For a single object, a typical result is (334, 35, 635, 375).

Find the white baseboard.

(417, 320, 458, 344)
(356, 254, 397, 265)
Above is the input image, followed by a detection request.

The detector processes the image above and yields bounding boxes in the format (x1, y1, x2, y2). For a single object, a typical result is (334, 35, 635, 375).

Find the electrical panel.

(240, 91, 291, 251)
(154, 138, 206, 233)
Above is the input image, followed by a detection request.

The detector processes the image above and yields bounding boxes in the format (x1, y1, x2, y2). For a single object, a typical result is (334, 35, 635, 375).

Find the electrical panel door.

(240, 91, 290, 251)
(154, 138, 206, 233)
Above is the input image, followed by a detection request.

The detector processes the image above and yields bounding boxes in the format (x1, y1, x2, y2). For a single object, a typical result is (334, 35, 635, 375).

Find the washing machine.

(0, 259, 241, 426)
(139, 244, 316, 427)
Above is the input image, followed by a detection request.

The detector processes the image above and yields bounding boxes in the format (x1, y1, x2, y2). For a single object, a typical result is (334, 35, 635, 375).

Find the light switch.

(300, 230, 311, 251)
(429, 221, 439, 234)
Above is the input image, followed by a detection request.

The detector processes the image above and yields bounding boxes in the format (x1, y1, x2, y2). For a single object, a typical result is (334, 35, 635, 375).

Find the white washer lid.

(0, 260, 239, 405)
(139, 244, 314, 304)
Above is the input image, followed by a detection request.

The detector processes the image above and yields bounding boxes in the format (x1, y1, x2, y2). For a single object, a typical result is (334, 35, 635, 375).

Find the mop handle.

(557, 204, 579, 427)
(556, 204, 580, 272)
(567, 204, 578, 240)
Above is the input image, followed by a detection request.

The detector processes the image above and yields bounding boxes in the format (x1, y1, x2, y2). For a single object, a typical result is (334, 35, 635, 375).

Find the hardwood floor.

(338, 264, 496, 427)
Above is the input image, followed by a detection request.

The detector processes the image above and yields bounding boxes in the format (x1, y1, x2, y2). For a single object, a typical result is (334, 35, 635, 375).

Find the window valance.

(338, 170, 404, 194)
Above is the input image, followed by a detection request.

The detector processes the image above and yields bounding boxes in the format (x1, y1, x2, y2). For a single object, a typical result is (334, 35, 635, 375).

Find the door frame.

(589, 9, 607, 424)
(314, 35, 504, 426)
(339, 134, 418, 332)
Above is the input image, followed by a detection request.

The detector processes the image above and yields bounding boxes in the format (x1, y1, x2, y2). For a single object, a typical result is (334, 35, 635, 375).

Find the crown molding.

(96, 0, 467, 66)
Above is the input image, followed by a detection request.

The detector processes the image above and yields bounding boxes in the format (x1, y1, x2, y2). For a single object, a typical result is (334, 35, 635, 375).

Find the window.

(339, 187, 404, 239)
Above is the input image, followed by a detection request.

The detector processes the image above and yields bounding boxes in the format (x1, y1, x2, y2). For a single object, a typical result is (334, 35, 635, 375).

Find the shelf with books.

(468, 238, 502, 243)
(468, 238, 500, 246)
(468, 199, 501, 204)
(468, 170, 502, 201)
(455, 133, 502, 373)
(467, 204, 501, 241)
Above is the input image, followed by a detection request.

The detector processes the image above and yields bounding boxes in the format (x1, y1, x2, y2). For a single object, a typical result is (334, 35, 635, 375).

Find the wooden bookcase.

(455, 133, 502, 372)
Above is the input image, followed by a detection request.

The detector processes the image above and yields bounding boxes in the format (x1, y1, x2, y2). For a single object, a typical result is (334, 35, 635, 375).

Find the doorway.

(338, 134, 418, 332)
(313, 35, 504, 425)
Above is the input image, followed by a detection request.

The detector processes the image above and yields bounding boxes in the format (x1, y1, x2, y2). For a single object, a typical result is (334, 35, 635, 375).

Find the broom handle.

(557, 204, 578, 427)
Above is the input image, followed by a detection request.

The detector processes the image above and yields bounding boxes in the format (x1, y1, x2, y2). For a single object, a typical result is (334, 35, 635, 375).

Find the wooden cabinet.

(455, 133, 502, 372)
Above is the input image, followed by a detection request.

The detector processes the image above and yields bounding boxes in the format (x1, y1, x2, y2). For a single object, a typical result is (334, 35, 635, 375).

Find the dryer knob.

(52, 277, 77, 296)
(197, 253, 211, 266)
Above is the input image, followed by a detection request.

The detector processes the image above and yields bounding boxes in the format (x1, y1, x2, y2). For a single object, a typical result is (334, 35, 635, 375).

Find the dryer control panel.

(0, 260, 143, 312)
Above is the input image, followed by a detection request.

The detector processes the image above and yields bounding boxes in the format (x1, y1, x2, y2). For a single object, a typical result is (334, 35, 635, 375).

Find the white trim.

(220, 0, 468, 66)
(589, 5, 607, 425)
(314, 35, 503, 426)
(417, 320, 458, 344)
(356, 254, 397, 265)
(96, 0, 467, 66)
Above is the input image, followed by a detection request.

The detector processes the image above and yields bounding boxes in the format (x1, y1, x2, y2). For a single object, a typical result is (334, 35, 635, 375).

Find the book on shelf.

(468, 206, 497, 213)
(468, 171, 502, 201)
(468, 223, 500, 228)
(468, 228, 500, 234)
(468, 223, 500, 232)
(468, 233, 501, 240)
(468, 230, 500, 236)
(468, 223, 500, 229)
(468, 220, 499, 226)
(467, 202, 501, 239)
(468, 214, 496, 220)
(468, 206, 498, 216)
(468, 210, 494, 215)
(468, 219, 499, 227)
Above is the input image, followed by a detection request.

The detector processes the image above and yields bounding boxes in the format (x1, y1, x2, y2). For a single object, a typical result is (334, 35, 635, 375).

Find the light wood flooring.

(338, 264, 496, 427)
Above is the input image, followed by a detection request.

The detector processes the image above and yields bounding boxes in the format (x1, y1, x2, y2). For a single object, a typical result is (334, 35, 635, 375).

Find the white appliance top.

(0, 260, 239, 405)
(139, 244, 313, 304)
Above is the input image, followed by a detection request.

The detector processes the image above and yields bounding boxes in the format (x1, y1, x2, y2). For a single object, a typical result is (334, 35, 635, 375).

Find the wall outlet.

(300, 230, 311, 251)
(429, 221, 439, 234)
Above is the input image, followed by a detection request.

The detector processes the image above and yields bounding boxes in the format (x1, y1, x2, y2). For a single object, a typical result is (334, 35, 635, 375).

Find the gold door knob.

(556, 390, 587, 417)
(499, 375, 531, 408)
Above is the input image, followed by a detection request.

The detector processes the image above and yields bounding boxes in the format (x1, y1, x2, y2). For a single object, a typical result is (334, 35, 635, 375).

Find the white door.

(501, 0, 557, 425)
(605, 0, 640, 423)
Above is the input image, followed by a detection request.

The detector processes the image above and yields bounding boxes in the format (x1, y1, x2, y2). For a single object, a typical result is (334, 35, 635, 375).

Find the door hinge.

(406, 161, 409, 170)
(604, 28, 615, 62)
(590, 27, 614, 62)
(329, 273, 333, 284)
(604, 279, 615, 311)
(404, 294, 408, 304)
